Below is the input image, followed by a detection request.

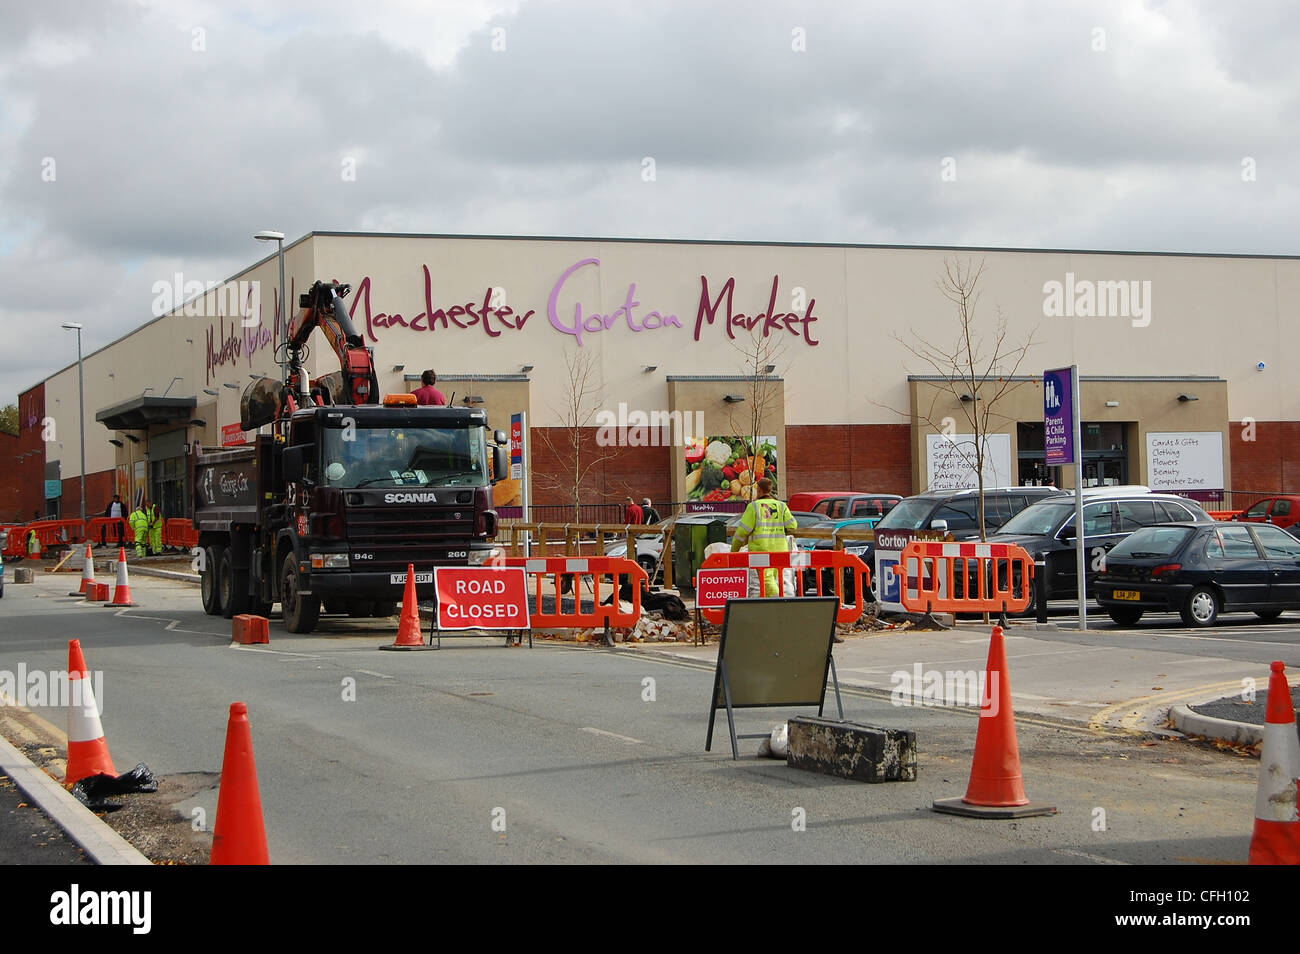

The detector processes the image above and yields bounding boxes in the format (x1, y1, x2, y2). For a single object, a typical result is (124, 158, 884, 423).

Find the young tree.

(532, 348, 617, 522)
(0, 403, 17, 436)
(726, 321, 786, 501)
(898, 258, 1037, 540)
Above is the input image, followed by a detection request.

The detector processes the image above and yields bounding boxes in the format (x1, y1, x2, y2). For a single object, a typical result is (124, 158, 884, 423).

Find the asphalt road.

(0, 574, 1269, 864)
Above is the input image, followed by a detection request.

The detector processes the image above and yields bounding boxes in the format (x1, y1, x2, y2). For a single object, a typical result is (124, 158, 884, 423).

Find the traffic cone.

(64, 639, 116, 788)
(379, 564, 433, 651)
(70, 544, 95, 596)
(933, 625, 1056, 818)
(210, 702, 269, 865)
(105, 547, 136, 607)
(1249, 661, 1300, 864)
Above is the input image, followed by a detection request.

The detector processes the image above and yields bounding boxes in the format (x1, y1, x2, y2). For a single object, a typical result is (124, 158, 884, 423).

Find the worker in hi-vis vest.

(730, 477, 798, 596)
(129, 499, 159, 558)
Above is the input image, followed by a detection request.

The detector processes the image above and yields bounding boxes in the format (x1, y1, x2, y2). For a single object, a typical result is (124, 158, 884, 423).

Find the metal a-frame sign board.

(706, 596, 844, 760)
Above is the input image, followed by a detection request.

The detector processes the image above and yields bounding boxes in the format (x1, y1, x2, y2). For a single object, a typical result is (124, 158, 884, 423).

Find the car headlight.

(310, 552, 350, 569)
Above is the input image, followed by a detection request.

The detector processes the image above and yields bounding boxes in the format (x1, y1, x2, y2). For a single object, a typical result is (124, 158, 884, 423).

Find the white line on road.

(1054, 847, 1129, 865)
(580, 727, 644, 745)
(229, 646, 322, 658)
(355, 669, 393, 679)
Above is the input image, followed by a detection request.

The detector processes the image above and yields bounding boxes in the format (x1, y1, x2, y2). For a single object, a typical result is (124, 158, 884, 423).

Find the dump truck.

(192, 279, 506, 632)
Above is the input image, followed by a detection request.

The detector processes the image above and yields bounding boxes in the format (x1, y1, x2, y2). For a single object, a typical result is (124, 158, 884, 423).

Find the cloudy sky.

(1, 0, 1295, 403)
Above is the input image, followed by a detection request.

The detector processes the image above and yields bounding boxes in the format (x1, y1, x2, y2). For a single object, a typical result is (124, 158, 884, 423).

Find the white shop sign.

(925, 434, 1012, 491)
(1145, 432, 1224, 492)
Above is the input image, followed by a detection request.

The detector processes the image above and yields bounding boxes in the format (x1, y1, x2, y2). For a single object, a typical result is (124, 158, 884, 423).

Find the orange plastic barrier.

(897, 540, 1034, 615)
(503, 556, 647, 630)
(696, 549, 871, 625)
(163, 519, 199, 549)
(1207, 510, 1237, 521)
(86, 517, 134, 545)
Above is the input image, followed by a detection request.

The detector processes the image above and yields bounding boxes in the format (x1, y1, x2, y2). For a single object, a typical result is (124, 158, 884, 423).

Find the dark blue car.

(1095, 521, 1300, 627)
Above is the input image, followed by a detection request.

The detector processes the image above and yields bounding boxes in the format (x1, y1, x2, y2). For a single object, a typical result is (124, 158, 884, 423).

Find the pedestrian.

(625, 497, 644, 525)
(102, 494, 125, 546)
(730, 477, 797, 596)
(129, 499, 154, 559)
(412, 370, 447, 406)
(641, 498, 661, 524)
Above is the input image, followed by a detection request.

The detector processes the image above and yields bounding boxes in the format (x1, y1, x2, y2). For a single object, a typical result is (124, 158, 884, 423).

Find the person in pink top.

(412, 370, 447, 405)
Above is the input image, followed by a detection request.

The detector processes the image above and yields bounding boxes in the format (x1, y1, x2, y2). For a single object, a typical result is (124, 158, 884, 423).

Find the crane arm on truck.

(285, 280, 379, 410)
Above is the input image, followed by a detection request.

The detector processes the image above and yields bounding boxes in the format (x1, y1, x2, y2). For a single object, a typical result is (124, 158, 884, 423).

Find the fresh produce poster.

(684, 436, 778, 502)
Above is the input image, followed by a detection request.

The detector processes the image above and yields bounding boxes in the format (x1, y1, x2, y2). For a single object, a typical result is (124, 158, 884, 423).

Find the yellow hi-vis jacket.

(731, 497, 797, 553)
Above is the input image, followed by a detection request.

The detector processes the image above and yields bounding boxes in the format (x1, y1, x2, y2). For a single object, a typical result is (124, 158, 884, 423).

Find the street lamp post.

(60, 322, 86, 527)
(254, 231, 287, 386)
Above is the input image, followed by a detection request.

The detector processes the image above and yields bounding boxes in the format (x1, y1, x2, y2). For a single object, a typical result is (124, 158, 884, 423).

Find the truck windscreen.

(319, 425, 488, 489)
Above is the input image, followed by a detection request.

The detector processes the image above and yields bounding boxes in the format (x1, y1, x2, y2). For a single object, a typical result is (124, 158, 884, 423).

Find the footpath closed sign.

(696, 568, 750, 609)
(434, 567, 530, 630)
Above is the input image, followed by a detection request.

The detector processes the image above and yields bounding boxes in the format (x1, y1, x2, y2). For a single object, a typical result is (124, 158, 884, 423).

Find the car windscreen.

(1108, 526, 1195, 559)
(875, 498, 937, 531)
(997, 501, 1075, 536)
(320, 425, 488, 488)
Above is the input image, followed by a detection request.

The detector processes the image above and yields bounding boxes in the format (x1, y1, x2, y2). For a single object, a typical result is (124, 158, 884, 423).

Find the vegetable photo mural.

(684, 436, 778, 503)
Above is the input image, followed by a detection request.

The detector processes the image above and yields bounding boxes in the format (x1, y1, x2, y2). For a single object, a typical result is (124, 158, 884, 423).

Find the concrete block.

(786, 716, 917, 783)
(12, 567, 33, 584)
(232, 615, 270, 645)
(90, 582, 111, 601)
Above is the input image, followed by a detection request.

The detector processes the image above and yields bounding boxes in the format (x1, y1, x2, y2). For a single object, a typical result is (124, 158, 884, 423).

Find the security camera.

(1257, 361, 1267, 371)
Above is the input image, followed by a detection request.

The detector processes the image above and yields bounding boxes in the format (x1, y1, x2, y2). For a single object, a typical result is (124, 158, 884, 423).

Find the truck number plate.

(391, 572, 433, 584)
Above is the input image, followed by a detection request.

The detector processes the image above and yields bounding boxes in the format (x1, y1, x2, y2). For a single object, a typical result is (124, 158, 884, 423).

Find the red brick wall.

(13, 384, 46, 521)
(0, 430, 21, 523)
(1229, 420, 1300, 495)
(529, 427, 672, 513)
(786, 424, 912, 496)
(59, 471, 118, 521)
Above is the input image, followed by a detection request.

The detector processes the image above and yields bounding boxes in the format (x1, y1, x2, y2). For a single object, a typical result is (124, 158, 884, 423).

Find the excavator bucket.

(241, 377, 282, 431)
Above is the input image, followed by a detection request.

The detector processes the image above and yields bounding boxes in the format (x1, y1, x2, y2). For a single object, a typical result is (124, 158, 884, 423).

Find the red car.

(787, 492, 902, 520)
(1233, 495, 1300, 530)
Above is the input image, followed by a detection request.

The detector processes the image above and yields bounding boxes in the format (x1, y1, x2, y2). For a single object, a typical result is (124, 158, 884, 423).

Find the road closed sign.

(434, 567, 530, 630)
(696, 568, 750, 609)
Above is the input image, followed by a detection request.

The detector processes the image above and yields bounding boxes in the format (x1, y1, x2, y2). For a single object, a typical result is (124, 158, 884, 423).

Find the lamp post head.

(61, 322, 83, 331)
(254, 230, 285, 243)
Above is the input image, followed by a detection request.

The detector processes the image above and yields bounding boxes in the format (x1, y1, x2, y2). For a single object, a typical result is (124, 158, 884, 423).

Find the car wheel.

(280, 552, 320, 634)
(637, 555, 657, 579)
(1180, 586, 1219, 627)
(1107, 607, 1143, 627)
(1255, 609, 1284, 621)
(200, 544, 223, 616)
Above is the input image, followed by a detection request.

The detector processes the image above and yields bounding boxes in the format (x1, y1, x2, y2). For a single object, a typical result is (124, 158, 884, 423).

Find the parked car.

(1231, 495, 1300, 530)
(604, 511, 823, 575)
(1095, 521, 1300, 627)
(796, 517, 880, 601)
(862, 485, 1066, 602)
(787, 492, 903, 521)
(991, 487, 1214, 607)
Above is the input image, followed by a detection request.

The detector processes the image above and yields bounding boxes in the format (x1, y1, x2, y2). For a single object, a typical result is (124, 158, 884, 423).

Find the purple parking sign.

(1044, 367, 1074, 465)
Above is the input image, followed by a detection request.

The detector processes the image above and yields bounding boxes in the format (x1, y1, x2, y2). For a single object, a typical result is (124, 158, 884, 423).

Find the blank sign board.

(712, 597, 838, 709)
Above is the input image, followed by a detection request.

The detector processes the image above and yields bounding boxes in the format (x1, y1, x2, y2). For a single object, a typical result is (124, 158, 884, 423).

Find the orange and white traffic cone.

(64, 639, 116, 788)
(933, 625, 1056, 818)
(1249, 661, 1300, 864)
(211, 702, 269, 865)
(379, 564, 432, 651)
(105, 547, 136, 607)
(70, 544, 95, 597)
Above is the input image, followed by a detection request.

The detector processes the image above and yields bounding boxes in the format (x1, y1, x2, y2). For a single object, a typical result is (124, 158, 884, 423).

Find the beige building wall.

(39, 232, 1300, 490)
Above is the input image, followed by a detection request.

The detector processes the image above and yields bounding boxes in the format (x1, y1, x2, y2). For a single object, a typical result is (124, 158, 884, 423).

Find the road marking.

(1054, 847, 1129, 865)
(355, 669, 393, 679)
(1087, 679, 1260, 734)
(580, 727, 644, 745)
(230, 646, 321, 658)
(1132, 632, 1300, 649)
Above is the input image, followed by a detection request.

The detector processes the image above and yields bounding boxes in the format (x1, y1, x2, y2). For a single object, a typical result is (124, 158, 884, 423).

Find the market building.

(9, 232, 1300, 525)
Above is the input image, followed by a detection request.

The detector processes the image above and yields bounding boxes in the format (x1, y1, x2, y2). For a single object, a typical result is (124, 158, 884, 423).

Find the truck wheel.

(219, 549, 250, 619)
(372, 601, 398, 618)
(200, 544, 224, 616)
(280, 552, 320, 634)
